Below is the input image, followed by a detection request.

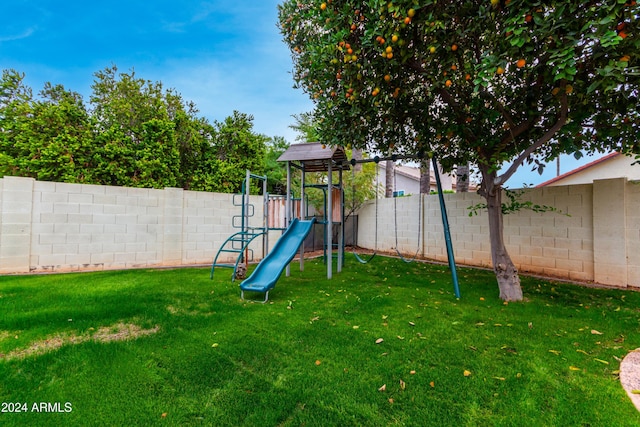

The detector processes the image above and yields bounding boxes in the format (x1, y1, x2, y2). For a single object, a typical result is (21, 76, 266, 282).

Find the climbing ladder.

(210, 172, 269, 281)
(209, 229, 266, 281)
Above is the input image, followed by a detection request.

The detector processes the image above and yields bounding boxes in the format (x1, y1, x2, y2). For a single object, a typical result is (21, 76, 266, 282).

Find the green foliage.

(290, 111, 321, 142)
(89, 66, 189, 188)
(345, 159, 379, 216)
(0, 72, 95, 183)
(264, 136, 290, 194)
(0, 66, 273, 192)
(278, 0, 639, 183)
(468, 188, 567, 217)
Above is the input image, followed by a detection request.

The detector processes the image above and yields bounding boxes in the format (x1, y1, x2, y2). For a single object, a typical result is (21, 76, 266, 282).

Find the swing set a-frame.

(349, 154, 461, 299)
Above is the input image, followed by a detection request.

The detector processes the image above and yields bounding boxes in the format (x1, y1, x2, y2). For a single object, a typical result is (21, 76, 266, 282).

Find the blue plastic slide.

(240, 218, 316, 302)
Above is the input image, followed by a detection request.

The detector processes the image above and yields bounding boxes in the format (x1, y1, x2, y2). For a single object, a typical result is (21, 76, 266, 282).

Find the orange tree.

(277, 0, 639, 301)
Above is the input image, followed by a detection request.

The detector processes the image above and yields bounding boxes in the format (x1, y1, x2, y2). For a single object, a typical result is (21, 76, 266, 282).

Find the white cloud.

(0, 27, 36, 43)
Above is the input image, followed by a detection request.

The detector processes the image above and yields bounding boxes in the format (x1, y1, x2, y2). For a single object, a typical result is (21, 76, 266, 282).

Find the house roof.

(277, 142, 350, 173)
(536, 152, 621, 187)
(378, 163, 476, 189)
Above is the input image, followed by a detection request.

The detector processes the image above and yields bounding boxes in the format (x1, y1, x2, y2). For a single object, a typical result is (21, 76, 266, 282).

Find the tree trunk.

(480, 167, 523, 301)
(419, 157, 431, 194)
(456, 162, 470, 193)
(352, 148, 363, 173)
(385, 160, 394, 198)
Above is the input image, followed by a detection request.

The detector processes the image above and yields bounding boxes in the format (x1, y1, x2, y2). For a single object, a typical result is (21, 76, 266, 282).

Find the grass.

(1, 256, 640, 426)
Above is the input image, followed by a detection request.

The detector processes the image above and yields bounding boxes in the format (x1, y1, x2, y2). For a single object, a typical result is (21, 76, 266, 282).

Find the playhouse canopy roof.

(277, 143, 350, 173)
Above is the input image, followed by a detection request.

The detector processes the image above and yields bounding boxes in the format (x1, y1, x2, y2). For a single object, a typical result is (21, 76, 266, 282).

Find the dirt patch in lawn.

(0, 323, 160, 361)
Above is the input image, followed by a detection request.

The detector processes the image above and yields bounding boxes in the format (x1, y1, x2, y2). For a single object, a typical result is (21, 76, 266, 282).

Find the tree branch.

(496, 92, 569, 186)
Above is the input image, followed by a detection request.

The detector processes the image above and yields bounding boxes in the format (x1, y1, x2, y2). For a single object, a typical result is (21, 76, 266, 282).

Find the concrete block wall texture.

(1, 175, 638, 289)
(592, 178, 627, 286)
(0, 177, 34, 273)
(355, 179, 638, 289)
(626, 181, 640, 287)
(0, 176, 270, 273)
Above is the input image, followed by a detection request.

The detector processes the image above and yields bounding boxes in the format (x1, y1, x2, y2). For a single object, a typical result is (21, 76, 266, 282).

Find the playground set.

(210, 142, 460, 302)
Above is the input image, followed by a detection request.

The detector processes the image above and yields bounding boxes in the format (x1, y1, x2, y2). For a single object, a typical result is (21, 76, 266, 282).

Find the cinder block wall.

(1, 175, 638, 289)
(357, 178, 638, 289)
(0, 176, 269, 273)
(626, 181, 640, 285)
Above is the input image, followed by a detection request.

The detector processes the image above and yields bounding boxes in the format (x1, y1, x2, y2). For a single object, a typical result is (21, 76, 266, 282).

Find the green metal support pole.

(327, 160, 333, 279)
(432, 157, 461, 299)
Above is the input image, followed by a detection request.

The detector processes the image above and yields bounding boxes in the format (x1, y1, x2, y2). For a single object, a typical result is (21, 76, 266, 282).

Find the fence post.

(0, 177, 35, 273)
(592, 178, 628, 287)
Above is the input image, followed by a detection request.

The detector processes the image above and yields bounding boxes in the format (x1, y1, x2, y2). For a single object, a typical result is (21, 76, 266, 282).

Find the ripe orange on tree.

(516, 58, 526, 68)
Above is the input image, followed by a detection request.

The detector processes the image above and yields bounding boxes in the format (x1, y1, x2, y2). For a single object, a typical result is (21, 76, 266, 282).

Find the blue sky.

(0, 0, 313, 142)
(1, 0, 607, 187)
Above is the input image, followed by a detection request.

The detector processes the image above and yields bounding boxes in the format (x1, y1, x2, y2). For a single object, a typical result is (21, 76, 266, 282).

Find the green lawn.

(1, 256, 639, 426)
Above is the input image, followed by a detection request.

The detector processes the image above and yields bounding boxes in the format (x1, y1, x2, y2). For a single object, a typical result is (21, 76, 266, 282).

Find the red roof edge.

(535, 152, 621, 188)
